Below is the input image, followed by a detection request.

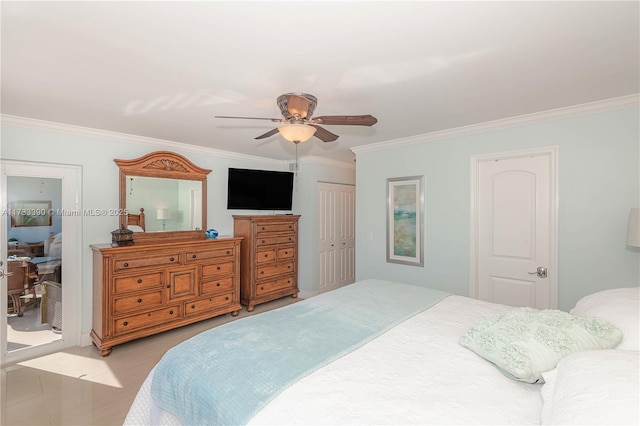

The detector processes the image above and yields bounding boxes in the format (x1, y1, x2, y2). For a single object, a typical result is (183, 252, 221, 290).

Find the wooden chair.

(7, 260, 38, 317)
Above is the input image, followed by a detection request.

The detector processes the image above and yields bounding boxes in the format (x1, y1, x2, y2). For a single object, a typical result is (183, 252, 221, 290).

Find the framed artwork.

(10, 200, 52, 227)
(386, 176, 424, 266)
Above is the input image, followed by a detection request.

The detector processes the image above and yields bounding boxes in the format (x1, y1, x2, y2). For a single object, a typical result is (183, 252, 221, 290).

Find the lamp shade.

(278, 124, 316, 143)
(627, 208, 640, 247)
(156, 208, 170, 220)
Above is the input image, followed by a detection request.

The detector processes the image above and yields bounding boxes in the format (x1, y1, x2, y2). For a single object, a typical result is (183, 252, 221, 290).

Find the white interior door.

(318, 182, 355, 293)
(470, 147, 558, 309)
(1, 161, 82, 366)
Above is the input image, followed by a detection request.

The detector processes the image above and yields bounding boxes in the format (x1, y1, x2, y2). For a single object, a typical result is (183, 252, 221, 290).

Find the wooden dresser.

(90, 237, 242, 356)
(233, 215, 300, 311)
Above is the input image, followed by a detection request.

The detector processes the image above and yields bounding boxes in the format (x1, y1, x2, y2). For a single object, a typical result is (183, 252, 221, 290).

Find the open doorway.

(1, 161, 81, 366)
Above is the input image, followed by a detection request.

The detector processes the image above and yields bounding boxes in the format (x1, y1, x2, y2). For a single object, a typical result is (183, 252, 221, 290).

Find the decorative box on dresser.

(90, 237, 242, 356)
(233, 215, 300, 311)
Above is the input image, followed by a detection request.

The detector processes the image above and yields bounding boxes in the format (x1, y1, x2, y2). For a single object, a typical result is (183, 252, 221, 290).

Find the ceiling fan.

(215, 92, 378, 144)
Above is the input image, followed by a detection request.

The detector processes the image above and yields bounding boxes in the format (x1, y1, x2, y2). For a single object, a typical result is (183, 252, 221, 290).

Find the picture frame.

(10, 200, 52, 227)
(386, 176, 424, 266)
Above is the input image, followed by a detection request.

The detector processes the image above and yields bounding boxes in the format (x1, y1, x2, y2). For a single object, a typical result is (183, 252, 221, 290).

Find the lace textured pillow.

(459, 307, 622, 383)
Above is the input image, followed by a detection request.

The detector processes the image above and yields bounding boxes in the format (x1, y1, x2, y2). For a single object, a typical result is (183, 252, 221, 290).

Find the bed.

(127, 207, 145, 232)
(124, 279, 639, 425)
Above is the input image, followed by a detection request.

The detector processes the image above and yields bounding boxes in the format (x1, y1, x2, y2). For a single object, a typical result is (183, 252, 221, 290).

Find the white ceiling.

(2, 1, 638, 163)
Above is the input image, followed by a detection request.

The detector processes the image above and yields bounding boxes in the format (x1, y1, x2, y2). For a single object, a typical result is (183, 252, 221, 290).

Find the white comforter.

(125, 295, 542, 425)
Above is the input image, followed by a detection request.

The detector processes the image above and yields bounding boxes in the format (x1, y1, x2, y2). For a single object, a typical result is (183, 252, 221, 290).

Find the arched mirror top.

(115, 151, 211, 242)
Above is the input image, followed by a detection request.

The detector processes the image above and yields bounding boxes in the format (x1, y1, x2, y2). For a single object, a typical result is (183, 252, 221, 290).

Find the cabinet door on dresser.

(234, 215, 300, 312)
(91, 238, 241, 356)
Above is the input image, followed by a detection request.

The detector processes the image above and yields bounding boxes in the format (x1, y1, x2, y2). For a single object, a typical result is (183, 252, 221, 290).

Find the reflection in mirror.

(126, 176, 203, 232)
(115, 151, 211, 242)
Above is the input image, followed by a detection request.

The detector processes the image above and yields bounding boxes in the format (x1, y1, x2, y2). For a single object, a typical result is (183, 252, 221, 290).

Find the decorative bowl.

(205, 228, 219, 239)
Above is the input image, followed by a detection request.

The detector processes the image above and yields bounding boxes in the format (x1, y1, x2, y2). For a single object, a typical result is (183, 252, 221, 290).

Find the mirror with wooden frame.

(114, 151, 211, 242)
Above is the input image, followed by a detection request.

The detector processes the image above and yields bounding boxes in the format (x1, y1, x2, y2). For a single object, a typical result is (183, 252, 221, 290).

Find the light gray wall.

(7, 176, 62, 243)
(0, 122, 354, 336)
(292, 159, 356, 297)
(354, 107, 640, 311)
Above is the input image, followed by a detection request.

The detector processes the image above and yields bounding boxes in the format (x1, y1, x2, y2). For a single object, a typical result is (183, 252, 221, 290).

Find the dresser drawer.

(256, 276, 295, 296)
(256, 233, 296, 246)
(113, 272, 163, 294)
(200, 277, 234, 296)
(185, 246, 235, 263)
(256, 261, 294, 280)
(113, 290, 163, 315)
(114, 252, 181, 272)
(256, 248, 276, 263)
(112, 305, 181, 336)
(256, 222, 296, 233)
(201, 261, 235, 278)
(185, 292, 234, 316)
(277, 246, 295, 260)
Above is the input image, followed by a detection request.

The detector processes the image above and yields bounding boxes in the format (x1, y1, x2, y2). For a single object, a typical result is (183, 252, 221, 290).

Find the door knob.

(528, 266, 547, 278)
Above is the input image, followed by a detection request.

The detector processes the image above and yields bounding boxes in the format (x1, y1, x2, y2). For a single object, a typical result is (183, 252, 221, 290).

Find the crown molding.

(0, 114, 287, 167)
(351, 94, 640, 155)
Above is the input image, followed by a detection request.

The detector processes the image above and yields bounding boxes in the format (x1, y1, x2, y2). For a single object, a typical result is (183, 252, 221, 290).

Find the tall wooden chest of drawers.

(233, 215, 300, 311)
(90, 237, 242, 356)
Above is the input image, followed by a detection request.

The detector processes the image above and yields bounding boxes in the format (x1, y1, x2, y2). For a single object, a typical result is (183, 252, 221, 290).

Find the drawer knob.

(169, 310, 174, 315)
(217, 266, 221, 270)
(137, 298, 142, 303)
(137, 279, 142, 284)
(123, 262, 129, 268)
(264, 254, 268, 258)
(288, 265, 291, 269)
(226, 251, 230, 255)
(262, 240, 266, 244)
(166, 285, 171, 289)
(225, 296, 229, 301)
(191, 304, 196, 309)
(170, 257, 175, 262)
(284, 251, 288, 255)
(260, 271, 264, 274)
(216, 282, 221, 287)
(260, 286, 264, 291)
(123, 321, 128, 326)
(192, 254, 197, 259)
(262, 227, 265, 230)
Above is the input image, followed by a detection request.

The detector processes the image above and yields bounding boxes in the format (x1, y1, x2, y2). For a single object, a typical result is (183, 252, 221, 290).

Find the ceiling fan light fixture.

(278, 123, 316, 143)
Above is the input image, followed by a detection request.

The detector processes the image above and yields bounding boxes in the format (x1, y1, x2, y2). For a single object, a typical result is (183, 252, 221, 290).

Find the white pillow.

(48, 233, 62, 259)
(459, 307, 622, 383)
(570, 287, 639, 351)
(540, 349, 639, 425)
(127, 225, 145, 233)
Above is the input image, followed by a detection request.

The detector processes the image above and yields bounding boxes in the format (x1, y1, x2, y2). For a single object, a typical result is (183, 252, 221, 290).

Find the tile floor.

(7, 304, 62, 352)
(1, 297, 297, 425)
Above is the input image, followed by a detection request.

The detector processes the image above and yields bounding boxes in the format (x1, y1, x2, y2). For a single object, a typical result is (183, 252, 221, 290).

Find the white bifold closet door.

(318, 182, 355, 294)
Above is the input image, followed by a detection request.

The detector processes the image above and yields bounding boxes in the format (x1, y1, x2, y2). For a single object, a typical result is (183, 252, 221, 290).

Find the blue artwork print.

(393, 184, 417, 257)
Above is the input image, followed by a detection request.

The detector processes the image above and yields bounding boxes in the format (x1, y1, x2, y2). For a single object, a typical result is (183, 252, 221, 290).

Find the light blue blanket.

(150, 279, 449, 425)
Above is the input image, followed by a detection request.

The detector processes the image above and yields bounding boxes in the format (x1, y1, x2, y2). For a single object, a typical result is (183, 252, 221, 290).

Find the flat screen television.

(227, 168, 294, 210)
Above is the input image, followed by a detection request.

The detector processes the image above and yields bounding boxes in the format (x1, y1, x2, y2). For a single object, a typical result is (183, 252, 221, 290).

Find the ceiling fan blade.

(310, 125, 339, 142)
(255, 128, 280, 140)
(312, 115, 378, 126)
(215, 115, 282, 122)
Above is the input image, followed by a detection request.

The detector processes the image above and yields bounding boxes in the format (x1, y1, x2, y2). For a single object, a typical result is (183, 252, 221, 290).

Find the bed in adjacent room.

(124, 279, 639, 425)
